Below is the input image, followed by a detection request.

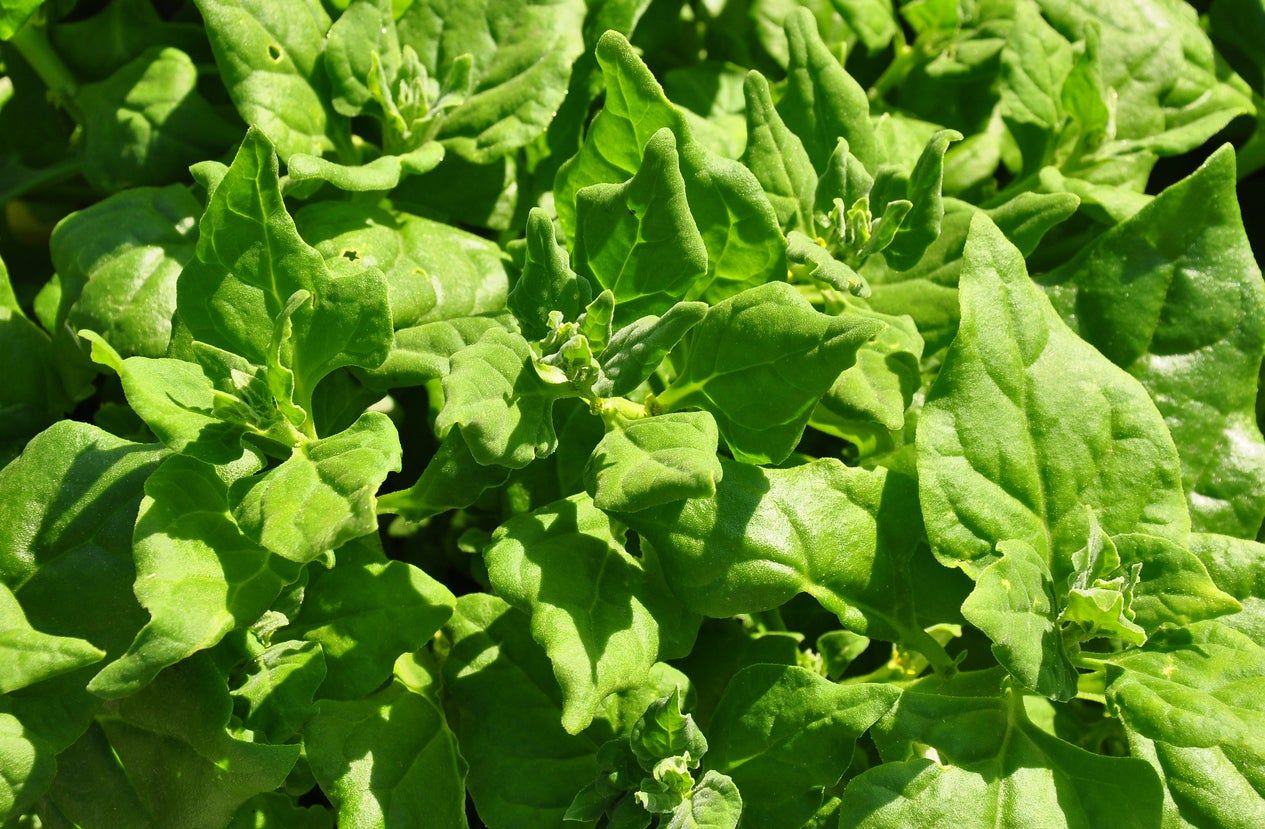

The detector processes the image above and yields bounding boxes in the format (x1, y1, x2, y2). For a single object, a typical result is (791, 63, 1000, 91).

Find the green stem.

(8, 22, 81, 120)
(0, 156, 81, 204)
(903, 626, 957, 676)
(753, 608, 787, 632)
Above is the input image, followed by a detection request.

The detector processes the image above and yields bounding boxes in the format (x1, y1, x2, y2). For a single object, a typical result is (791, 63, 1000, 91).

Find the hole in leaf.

(267, 43, 283, 61)
(341, 249, 360, 262)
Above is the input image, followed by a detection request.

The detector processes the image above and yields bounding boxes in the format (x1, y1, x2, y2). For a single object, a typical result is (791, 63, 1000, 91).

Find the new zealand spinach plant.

(1, 0, 1264, 827)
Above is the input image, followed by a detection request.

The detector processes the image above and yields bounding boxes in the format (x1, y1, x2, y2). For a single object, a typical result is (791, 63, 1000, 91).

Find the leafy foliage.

(1, 1, 1263, 827)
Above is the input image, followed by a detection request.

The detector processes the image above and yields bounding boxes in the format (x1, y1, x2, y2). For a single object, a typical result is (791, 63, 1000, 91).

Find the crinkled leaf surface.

(706, 665, 898, 828)
(657, 281, 882, 464)
(484, 494, 699, 733)
(916, 214, 1190, 577)
(1042, 146, 1265, 538)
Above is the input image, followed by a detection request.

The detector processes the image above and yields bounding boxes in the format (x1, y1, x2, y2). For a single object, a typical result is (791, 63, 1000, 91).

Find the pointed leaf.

(279, 538, 454, 699)
(574, 128, 708, 326)
(231, 412, 402, 564)
(89, 456, 297, 699)
(656, 281, 882, 464)
(916, 214, 1189, 578)
(586, 412, 723, 513)
(596, 301, 707, 398)
(437, 328, 572, 468)
(1042, 146, 1265, 538)
(509, 207, 592, 339)
(960, 539, 1079, 701)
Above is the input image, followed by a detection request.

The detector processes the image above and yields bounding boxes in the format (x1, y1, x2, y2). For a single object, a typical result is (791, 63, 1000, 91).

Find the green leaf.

(621, 461, 932, 648)
(864, 193, 1081, 354)
(706, 665, 898, 827)
(596, 301, 707, 398)
(1034, 0, 1253, 158)
(916, 214, 1190, 577)
(36, 722, 151, 829)
(96, 655, 299, 829)
(50, 184, 199, 358)
(229, 793, 334, 829)
(509, 207, 593, 339)
(832, 0, 899, 52)
(377, 429, 511, 521)
(79, 335, 260, 465)
(1111, 534, 1239, 633)
(0, 1, 46, 40)
(1104, 619, 1265, 826)
(0, 713, 54, 822)
(484, 494, 699, 733)
(779, 7, 876, 170)
(231, 640, 326, 743)
(0, 581, 103, 695)
(960, 539, 1079, 701)
(0, 262, 88, 457)
(231, 412, 402, 564)
(305, 678, 466, 828)
(673, 620, 801, 727)
(668, 771, 742, 829)
(193, 0, 338, 159)
(630, 688, 708, 767)
(574, 128, 708, 326)
(442, 593, 608, 828)
(359, 316, 509, 390)
(786, 231, 868, 296)
(1042, 146, 1265, 538)
(296, 203, 508, 333)
(811, 309, 924, 436)
(0, 422, 165, 747)
(285, 143, 445, 193)
(88, 456, 297, 699)
(177, 129, 393, 416)
(586, 412, 723, 513)
(279, 537, 454, 699)
(656, 281, 882, 465)
(77, 47, 239, 191)
(742, 71, 816, 233)
(437, 328, 573, 468)
(397, 0, 586, 161)
(841, 669, 1164, 828)
(881, 129, 962, 270)
(323, 0, 399, 117)
(553, 32, 784, 302)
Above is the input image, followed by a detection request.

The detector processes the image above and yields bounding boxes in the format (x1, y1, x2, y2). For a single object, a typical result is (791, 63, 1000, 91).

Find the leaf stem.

(902, 625, 957, 676)
(8, 21, 81, 121)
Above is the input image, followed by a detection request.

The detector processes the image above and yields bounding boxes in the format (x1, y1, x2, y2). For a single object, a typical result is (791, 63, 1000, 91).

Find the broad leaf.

(706, 665, 898, 827)
(437, 328, 573, 468)
(194, 0, 338, 159)
(231, 412, 402, 564)
(305, 673, 466, 828)
(177, 129, 393, 416)
(50, 184, 199, 358)
(89, 456, 297, 699)
(1042, 146, 1265, 538)
(279, 537, 454, 699)
(916, 214, 1190, 577)
(0, 582, 103, 695)
(573, 128, 708, 326)
(841, 669, 1164, 828)
(622, 461, 936, 650)
(484, 494, 699, 733)
(656, 281, 882, 464)
(586, 411, 724, 513)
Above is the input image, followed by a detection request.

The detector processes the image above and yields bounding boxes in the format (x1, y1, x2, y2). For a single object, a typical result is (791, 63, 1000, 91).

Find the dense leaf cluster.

(1, 0, 1264, 827)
